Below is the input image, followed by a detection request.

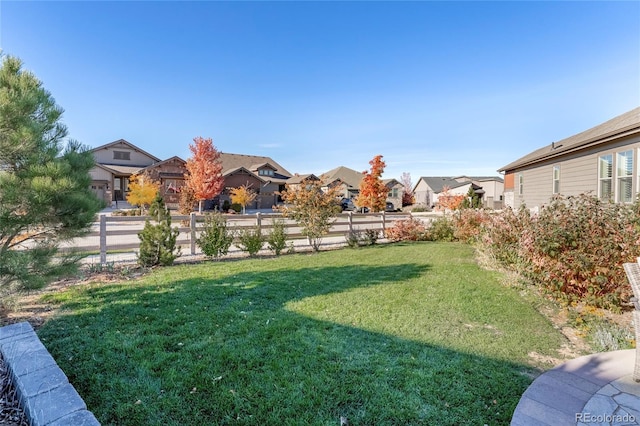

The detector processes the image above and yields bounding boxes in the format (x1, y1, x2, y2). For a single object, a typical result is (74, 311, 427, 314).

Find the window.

(518, 173, 523, 195)
(113, 151, 131, 161)
(617, 150, 633, 203)
(259, 169, 274, 177)
(598, 154, 613, 200)
(388, 188, 399, 198)
(552, 165, 560, 194)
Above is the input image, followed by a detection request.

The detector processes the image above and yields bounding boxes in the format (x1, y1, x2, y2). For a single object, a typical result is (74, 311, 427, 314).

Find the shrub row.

(197, 213, 290, 258)
(384, 194, 640, 310)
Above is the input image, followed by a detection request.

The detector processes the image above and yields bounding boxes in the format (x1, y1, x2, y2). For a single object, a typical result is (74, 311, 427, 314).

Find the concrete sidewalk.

(511, 350, 640, 425)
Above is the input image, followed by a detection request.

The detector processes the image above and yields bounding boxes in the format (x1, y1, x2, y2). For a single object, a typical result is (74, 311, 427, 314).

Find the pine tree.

(138, 193, 181, 266)
(461, 186, 482, 209)
(0, 55, 103, 299)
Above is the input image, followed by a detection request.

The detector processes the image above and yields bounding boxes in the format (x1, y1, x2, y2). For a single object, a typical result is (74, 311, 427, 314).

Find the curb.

(0, 322, 100, 426)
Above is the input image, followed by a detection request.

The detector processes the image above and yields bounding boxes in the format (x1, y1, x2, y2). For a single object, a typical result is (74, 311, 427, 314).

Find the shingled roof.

(321, 166, 364, 188)
(417, 177, 468, 193)
(219, 153, 292, 183)
(498, 107, 640, 173)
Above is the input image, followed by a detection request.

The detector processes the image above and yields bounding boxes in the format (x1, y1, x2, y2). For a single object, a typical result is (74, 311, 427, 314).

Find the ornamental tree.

(126, 172, 160, 212)
(0, 55, 103, 300)
(279, 179, 341, 251)
(356, 155, 388, 212)
(230, 184, 257, 214)
(437, 186, 465, 211)
(184, 136, 224, 213)
(400, 172, 415, 207)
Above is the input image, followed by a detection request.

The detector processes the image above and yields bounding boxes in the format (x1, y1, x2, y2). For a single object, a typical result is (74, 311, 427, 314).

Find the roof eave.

(499, 124, 640, 173)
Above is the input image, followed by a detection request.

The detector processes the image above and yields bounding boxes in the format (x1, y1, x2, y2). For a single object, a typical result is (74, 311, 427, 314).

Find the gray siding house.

(498, 107, 640, 210)
(413, 176, 503, 209)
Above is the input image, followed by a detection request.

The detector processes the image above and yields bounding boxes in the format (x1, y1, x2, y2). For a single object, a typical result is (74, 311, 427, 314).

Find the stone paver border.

(0, 322, 99, 426)
(511, 349, 640, 426)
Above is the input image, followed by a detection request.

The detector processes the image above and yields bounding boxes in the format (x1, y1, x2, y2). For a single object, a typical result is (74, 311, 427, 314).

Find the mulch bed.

(0, 352, 28, 426)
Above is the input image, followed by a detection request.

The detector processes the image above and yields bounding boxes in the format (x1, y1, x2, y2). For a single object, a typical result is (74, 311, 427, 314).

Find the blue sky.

(1, 1, 639, 182)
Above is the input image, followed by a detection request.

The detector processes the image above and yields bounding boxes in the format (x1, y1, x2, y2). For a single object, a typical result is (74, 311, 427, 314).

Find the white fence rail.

(69, 212, 414, 264)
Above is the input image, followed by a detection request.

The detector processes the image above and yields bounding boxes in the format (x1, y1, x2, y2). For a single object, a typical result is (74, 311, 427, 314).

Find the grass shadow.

(36, 247, 554, 425)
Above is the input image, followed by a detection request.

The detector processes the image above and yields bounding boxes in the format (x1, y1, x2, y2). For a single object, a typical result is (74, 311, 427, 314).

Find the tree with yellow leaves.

(230, 184, 257, 214)
(126, 173, 161, 212)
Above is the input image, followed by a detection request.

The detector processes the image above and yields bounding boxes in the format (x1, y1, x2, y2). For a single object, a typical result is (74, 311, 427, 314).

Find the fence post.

(256, 212, 262, 231)
(99, 214, 107, 264)
(190, 212, 197, 255)
(381, 211, 386, 234)
(348, 211, 353, 233)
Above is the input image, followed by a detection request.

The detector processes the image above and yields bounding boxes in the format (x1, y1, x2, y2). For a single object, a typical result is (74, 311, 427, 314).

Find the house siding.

(386, 183, 403, 210)
(508, 133, 640, 210)
(413, 180, 433, 207)
(93, 144, 157, 167)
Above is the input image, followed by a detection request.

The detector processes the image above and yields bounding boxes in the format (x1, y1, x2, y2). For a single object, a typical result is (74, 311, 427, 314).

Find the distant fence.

(74, 212, 416, 264)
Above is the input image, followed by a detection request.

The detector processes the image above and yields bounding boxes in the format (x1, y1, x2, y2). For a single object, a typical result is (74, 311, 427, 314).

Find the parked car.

(385, 202, 396, 212)
(341, 198, 369, 213)
(341, 198, 357, 211)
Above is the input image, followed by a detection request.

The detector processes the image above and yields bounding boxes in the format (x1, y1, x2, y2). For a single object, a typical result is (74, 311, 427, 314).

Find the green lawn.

(37, 242, 566, 425)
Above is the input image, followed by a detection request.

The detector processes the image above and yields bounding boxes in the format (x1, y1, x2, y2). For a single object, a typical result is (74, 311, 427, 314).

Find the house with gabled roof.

(89, 139, 164, 206)
(498, 107, 640, 210)
(453, 176, 504, 209)
(321, 166, 364, 199)
(413, 176, 503, 210)
(217, 153, 293, 210)
(414, 177, 470, 209)
(89, 141, 295, 211)
(383, 179, 403, 210)
(140, 156, 188, 209)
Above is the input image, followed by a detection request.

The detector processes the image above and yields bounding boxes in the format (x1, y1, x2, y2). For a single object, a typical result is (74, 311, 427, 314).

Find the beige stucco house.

(453, 176, 504, 209)
(498, 107, 640, 210)
(413, 176, 502, 209)
(321, 166, 364, 200)
(383, 179, 404, 210)
(89, 139, 162, 206)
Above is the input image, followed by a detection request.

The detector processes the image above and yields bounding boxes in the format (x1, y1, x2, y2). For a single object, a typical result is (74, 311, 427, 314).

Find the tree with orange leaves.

(437, 186, 466, 211)
(184, 137, 224, 213)
(356, 155, 388, 212)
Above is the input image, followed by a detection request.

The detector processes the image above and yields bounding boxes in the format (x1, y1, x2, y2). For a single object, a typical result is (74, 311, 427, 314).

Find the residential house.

(498, 107, 640, 210)
(413, 176, 503, 209)
(90, 141, 294, 211)
(89, 139, 163, 206)
(140, 156, 188, 209)
(413, 177, 473, 209)
(321, 166, 364, 199)
(453, 176, 504, 209)
(217, 153, 293, 210)
(320, 166, 403, 209)
(383, 179, 403, 210)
